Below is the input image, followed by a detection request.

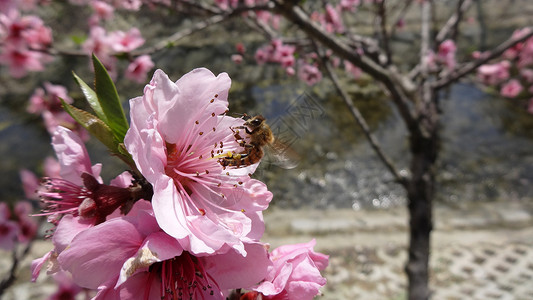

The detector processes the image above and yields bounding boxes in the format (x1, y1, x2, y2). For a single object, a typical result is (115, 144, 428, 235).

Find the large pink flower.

(57, 201, 271, 299)
(124, 68, 272, 255)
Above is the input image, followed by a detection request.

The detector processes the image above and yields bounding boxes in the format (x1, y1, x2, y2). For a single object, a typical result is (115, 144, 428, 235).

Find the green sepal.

(92, 54, 129, 143)
(61, 99, 117, 152)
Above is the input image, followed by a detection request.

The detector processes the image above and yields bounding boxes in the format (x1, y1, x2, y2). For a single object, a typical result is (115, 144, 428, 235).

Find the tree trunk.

(405, 83, 439, 300)
(405, 121, 439, 300)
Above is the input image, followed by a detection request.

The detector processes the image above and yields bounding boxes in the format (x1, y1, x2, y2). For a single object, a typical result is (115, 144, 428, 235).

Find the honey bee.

(219, 114, 298, 169)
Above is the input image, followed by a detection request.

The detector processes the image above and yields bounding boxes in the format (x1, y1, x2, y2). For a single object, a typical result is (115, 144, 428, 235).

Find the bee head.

(245, 115, 265, 128)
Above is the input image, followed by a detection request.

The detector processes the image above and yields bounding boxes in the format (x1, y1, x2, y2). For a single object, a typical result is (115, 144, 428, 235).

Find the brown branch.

(432, 27, 533, 90)
(434, 0, 472, 44)
(376, 0, 392, 65)
(0, 241, 34, 296)
(273, 1, 420, 137)
(316, 46, 408, 185)
(389, 0, 414, 38)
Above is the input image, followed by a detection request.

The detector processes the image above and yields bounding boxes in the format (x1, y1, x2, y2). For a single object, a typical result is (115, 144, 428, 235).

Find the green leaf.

(72, 71, 107, 123)
(70, 34, 87, 45)
(61, 100, 116, 152)
(92, 54, 129, 143)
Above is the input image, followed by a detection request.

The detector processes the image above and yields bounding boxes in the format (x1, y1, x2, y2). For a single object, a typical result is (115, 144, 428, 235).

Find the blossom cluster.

(27, 82, 90, 139)
(31, 68, 328, 299)
(0, 7, 52, 77)
(477, 28, 533, 113)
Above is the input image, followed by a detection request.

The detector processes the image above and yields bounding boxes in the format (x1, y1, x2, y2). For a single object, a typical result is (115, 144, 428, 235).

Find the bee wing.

(264, 139, 300, 169)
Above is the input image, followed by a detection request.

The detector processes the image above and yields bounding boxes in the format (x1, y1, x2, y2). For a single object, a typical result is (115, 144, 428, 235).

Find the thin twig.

(432, 27, 533, 90)
(0, 241, 34, 296)
(273, 1, 420, 137)
(314, 42, 408, 185)
(376, 1, 392, 65)
(434, 0, 472, 44)
(389, 0, 414, 38)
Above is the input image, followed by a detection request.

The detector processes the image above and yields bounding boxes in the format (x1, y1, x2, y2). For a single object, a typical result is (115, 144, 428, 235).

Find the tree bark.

(405, 99, 439, 300)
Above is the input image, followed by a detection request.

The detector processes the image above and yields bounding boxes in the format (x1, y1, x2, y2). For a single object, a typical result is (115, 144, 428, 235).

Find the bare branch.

(432, 27, 533, 90)
(316, 45, 408, 185)
(376, 1, 392, 65)
(273, 1, 420, 136)
(0, 241, 33, 296)
(389, 0, 414, 38)
(435, 0, 472, 44)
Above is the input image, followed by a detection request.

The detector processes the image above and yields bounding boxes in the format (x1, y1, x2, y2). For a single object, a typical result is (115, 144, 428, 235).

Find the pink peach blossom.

(57, 201, 271, 299)
(28, 82, 72, 115)
(14, 201, 37, 243)
(125, 55, 154, 83)
(477, 61, 510, 85)
(231, 54, 243, 64)
(124, 68, 272, 255)
(109, 28, 145, 53)
(345, 61, 363, 79)
(500, 79, 523, 98)
(298, 63, 322, 86)
(325, 4, 344, 33)
(90, 0, 114, 21)
(36, 127, 134, 225)
(253, 239, 329, 300)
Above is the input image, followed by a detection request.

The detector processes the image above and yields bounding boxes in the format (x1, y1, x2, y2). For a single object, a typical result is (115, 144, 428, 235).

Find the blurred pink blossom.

(345, 61, 363, 79)
(90, 0, 114, 21)
(28, 82, 72, 115)
(324, 4, 344, 33)
(231, 53, 243, 64)
(109, 28, 144, 53)
(0, 203, 19, 250)
(437, 39, 457, 70)
(125, 54, 154, 83)
(477, 61, 510, 86)
(500, 79, 523, 98)
(298, 63, 322, 86)
(13, 201, 37, 243)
